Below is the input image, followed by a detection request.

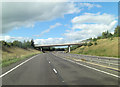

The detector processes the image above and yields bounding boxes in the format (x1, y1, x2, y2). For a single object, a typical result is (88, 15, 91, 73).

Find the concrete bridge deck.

(35, 43, 84, 52)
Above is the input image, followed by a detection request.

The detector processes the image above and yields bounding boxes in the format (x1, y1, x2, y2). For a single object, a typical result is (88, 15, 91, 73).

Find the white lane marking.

(0, 54, 40, 78)
(53, 54, 120, 78)
(49, 61, 50, 63)
(75, 62, 120, 78)
(53, 68, 57, 74)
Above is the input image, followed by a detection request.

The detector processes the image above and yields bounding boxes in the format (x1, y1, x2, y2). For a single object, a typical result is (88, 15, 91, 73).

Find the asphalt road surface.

(2, 52, 119, 85)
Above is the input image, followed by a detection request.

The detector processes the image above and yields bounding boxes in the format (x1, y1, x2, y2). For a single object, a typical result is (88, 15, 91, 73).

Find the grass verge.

(1, 53, 39, 67)
(1, 47, 41, 67)
(71, 37, 119, 58)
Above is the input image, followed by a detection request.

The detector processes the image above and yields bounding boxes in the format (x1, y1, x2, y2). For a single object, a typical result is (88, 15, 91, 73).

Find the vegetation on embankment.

(71, 26, 120, 58)
(1, 46, 41, 67)
(71, 37, 119, 58)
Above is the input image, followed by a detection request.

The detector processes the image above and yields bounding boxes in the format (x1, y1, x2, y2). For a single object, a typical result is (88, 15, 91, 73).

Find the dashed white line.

(49, 61, 50, 63)
(53, 68, 57, 74)
(0, 54, 40, 78)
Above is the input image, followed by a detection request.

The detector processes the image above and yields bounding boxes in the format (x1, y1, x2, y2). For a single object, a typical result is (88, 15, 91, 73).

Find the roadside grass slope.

(71, 37, 119, 58)
(1, 47, 41, 67)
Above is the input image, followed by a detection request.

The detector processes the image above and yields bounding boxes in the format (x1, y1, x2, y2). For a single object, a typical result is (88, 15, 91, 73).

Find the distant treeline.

(86, 26, 120, 41)
(0, 39, 35, 49)
(0, 39, 65, 51)
(0, 26, 120, 51)
(71, 26, 120, 51)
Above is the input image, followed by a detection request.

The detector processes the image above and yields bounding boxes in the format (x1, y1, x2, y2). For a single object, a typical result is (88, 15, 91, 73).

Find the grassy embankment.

(0, 46, 41, 67)
(71, 37, 119, 58)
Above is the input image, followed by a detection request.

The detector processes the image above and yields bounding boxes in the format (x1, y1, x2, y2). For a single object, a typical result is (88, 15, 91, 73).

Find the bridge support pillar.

(40, 47, 43, 51)
(68, 45, 71, 52)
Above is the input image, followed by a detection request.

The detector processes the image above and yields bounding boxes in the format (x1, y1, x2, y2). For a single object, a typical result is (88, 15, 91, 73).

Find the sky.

(0, 2, 118, 45)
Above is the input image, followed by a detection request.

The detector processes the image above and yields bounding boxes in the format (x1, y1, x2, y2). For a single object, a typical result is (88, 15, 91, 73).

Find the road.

(1, 52, 119, 85)
(56, 52, 119, 68)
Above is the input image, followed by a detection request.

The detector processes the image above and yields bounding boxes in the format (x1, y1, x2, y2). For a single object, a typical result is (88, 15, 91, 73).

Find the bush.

(97, 36, 101, 39)
(94, 42, 97, 45)
(92, 38, 97, 42)
(87, 42, 93, 47)
(110, 37, 113, 40)
(83, 42, 87, 46)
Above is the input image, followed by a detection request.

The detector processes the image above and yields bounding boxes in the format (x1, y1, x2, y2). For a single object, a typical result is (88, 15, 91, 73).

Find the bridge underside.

(35, 43, 83, 53)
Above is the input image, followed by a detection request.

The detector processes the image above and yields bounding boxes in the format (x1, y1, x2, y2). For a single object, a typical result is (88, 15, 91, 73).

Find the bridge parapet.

(35, 43, 84, 52)
(35, 43, 84, 47)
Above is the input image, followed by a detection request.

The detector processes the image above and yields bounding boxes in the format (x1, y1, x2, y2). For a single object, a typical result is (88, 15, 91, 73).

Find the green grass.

(1, 47, 41, 67)
(1, 53, 38, 67)
(71, 37, 119, 58)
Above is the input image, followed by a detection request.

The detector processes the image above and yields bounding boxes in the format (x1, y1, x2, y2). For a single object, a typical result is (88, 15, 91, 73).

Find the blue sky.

(1, 2, 118, 45)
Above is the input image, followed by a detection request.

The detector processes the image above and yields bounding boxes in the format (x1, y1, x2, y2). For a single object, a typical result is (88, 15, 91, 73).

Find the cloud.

(71, 12, 115, 25)
(64, 21, 117, 40)
(79, 3, 102, 9)
(64, 13, 117, 40)
(1, 12, 117, 45)
(33, 23, 62, 37)
(2, 2, 80, 33)
(0, 35, 31, 42)
(0, 35, 75, 45)
(34, 37, 80, 45)
(50, 23, 62, 29)
(34, 38, 64, 45)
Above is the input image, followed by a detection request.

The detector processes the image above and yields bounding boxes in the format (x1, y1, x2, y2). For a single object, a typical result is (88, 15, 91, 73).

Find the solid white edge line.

(53, 68, 57, 73)
(0, 54, 39, 78)
(63, 58, 120, 78)
(52, 53, 120, 78)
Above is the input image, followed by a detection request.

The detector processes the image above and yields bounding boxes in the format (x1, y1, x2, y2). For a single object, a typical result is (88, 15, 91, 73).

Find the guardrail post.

(91, 58, 92, 62)
(98, 58, 99, 63)
(108, 59, 110, 66)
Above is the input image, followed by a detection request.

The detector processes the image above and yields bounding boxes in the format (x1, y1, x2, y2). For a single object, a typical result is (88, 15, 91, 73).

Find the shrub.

(94, 42, 97, 45)
(83, 42, 87, 46)
(110, 37, 113, 40)
(97, 36, 101, 39)
(87, 42, 93, 47)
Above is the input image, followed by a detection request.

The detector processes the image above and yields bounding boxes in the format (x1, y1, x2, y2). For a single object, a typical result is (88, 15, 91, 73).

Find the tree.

(92, 38, 97, 42)
(7, 42, 13, 47)
(31, 39, 35, 48)
(114, 26, 120, 37)
(102, 31, 107, 38)
(97, 36, 101, 39)
(108, 33, 113, 37)
(13, 40, 22, 47)
(102, 30, 112, 38)
(87, 38, 92, 41)
(1, 41, 8, 46)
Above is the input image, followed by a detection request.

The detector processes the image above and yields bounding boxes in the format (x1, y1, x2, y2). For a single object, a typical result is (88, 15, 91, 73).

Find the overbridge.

(35, 43, 85, 52)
